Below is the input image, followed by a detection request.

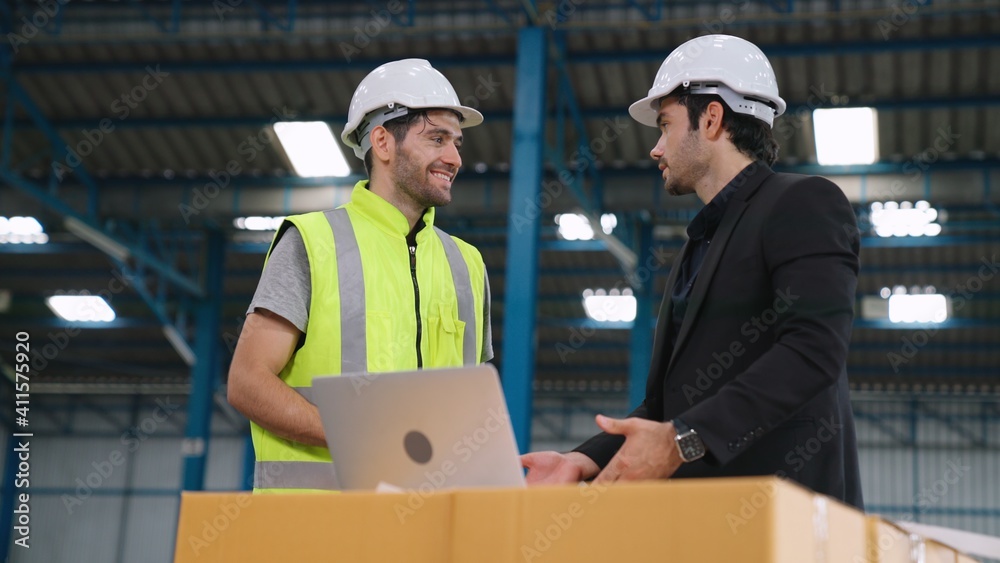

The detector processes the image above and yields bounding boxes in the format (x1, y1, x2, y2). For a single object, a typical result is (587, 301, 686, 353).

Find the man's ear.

(369, 125, 394, 166)
(701, 101, 726, 140)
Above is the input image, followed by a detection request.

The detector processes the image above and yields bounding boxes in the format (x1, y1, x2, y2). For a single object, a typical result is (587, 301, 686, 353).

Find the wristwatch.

(672, 418, 706, 462)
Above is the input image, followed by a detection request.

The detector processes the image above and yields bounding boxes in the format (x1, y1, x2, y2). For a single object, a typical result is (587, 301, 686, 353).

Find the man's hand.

(521, 451, 599, 485)
(593, 415, 684, 484)
(227, 309, 326, 447)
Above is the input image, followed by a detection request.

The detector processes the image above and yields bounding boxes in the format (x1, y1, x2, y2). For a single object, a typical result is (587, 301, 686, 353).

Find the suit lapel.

(662, 162, 775, 374)
(665, 199, 750, 374)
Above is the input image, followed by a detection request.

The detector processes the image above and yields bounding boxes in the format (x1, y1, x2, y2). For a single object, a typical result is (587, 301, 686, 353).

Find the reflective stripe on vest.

(254, 460, 340, 490)
(328, 208, 367, 374)
(257, 215, 478, 490)
(434, 226, 477, 365)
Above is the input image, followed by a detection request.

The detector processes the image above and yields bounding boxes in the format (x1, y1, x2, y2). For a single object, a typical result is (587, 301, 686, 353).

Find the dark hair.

(674, 90, 779, 166)
(362, 109, 463, 178)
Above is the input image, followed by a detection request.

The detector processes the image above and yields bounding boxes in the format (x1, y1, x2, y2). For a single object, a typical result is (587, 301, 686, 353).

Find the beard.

(391, 143, 452, 209)
(663, 129, 708, 197)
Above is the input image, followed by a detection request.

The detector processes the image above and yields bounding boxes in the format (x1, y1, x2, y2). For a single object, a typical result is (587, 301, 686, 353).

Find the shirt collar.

(346, 180, 436, 240)
(686, 162, 757, 241)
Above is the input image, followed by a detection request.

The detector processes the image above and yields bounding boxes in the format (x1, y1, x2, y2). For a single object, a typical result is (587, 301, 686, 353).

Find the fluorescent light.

(0, 216, 48, 245)
(813, 107, 879, 165)
(600, 213, 617, 235)
(582, 288, 637, 322)
(233, 216, 285, 231)
(556, 213, 594, 241)
(274, 121, 351, 178)
(46, 295, 116, 322)
(64, 217, 130, 262)
(871, 201, 940, 237)
(888, 294, 949, 324)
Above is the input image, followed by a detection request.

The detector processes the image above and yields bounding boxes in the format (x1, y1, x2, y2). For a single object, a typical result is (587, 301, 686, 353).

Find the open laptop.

(312, 364, 526, 491)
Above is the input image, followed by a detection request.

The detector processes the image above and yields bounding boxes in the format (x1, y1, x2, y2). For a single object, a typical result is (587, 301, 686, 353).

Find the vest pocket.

(427, 303, 466, 366)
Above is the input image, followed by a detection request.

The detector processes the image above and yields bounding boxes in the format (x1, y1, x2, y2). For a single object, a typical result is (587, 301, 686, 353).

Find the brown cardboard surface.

(824, 497, 868, 562)
(174, 477, 865, 563)
(925, 539, 959, 563)
(454, 478, 823, 563)
(173, 491, 451, 562)
(865, 516, 913, 563)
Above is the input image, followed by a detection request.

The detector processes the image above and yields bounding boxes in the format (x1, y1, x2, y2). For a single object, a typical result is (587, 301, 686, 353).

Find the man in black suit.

(521, 34, 863, 508)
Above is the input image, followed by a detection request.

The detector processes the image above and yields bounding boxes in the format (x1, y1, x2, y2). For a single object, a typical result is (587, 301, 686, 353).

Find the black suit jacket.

(575, 163, 864, 509)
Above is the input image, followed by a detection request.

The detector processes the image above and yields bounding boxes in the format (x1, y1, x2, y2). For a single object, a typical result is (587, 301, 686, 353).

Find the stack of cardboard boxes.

(174, 477, 980, 562)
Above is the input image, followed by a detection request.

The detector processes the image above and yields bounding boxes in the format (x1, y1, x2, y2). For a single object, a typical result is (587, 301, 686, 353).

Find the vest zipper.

(409, 244, 423, 368)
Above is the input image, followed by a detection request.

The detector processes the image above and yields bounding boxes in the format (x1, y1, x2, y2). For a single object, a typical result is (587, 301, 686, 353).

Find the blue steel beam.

(0, 427, 23, 557)
(0, 77, 205, 298)
(181, 229, 224, 490)
(42, 159, 1000, 191)
(0, 171, 204, 296)
(20, 94, 1000, 131)
(503, 26, 547, 454)
(4, 77, 101, 215)
(241, 435, 254, 491)
(128, 0, 182, 33)
(0, 317, 159, 329)
(12, 35, 1000, 75)
(5, 316, 1000, 332)
(249, 0, 298, 32)
(628, 218, 654, 410)
(534, 364, 1000, 377)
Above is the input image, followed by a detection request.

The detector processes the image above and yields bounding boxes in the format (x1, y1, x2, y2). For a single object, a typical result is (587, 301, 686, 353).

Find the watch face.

(679, 435, 705, 462)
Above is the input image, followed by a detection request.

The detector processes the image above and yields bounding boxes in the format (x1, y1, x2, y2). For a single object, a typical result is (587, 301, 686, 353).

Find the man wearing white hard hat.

(229, 59, 493, 493)
(523, 35, 863, 508)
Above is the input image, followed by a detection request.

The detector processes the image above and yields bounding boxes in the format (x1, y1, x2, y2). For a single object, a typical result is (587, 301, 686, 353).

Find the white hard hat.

(628, 35, 786, 128)
(341, 58, 484, 159)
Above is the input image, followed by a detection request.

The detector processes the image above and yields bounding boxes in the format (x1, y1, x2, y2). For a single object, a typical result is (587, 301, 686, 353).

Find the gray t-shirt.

(247, 225, 494, 361)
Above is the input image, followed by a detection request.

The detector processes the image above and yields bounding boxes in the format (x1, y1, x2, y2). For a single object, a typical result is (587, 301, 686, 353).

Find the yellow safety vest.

(251, 181, 488, 493)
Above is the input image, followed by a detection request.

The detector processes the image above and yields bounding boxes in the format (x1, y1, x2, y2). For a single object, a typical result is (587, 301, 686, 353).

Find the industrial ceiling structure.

(0, 0, 998, 500)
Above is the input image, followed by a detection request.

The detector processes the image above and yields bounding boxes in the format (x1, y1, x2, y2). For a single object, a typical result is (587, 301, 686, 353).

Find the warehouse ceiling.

(0, 0, 998, 399)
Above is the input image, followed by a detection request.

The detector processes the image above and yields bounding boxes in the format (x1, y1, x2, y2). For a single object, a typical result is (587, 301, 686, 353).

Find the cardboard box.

(174, 477, 867, 563)
(924, 539, 958, 563)
(451, 477, 855, 563)
(174, 490, 452, 562)
(865, 516, 913, 563)
(823, 496, 868, 562)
